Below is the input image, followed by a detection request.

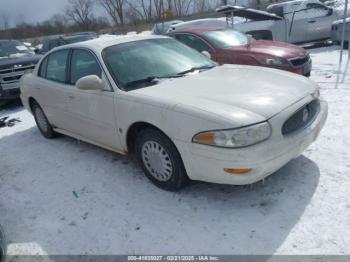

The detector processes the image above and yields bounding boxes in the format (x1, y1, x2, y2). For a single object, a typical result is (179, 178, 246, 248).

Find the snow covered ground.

(0, 46, 350, 256)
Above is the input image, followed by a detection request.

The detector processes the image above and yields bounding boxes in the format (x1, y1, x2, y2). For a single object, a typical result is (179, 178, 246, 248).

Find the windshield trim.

(102, 39, 216, 91)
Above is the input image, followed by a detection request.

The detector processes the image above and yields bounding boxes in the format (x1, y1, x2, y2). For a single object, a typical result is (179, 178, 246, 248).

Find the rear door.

(64, 48, 121, 149)
(34, 49, 72, 129)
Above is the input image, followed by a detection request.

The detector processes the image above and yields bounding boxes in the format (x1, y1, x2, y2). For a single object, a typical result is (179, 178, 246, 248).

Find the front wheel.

(135, 128, 189, 191)
(32, 102, 57, 139)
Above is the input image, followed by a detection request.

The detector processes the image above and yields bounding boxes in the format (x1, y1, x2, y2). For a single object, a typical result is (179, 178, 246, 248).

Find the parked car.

(20, 35, 328, 191)
(0, 225, 6, 262)
(171, 1, 337, 44)
(0, 40, 42, 104)
(168, 27, 312, 76)
(331, 17, 350, 48)
(39, 34, 97, 54)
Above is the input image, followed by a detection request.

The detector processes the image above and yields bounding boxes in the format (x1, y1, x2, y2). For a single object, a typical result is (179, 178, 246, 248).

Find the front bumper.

(176, 97, 328, 185)
(0, 82, 21, 101)
(282, 59, 312, 77)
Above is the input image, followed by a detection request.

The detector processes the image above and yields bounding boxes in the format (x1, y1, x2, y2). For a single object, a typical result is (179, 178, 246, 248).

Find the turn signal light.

(224, 168, 252, 175)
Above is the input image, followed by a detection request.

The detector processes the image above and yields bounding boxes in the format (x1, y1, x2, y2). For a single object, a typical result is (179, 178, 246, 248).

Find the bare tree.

(153, 0, 165, 20)
(65, 0, 95, 30)
(50, 14, 68, 33)
(0, 13, 10, 30)
(99, 0, 125, 25)
(126, 0, 153, 22)
(172, 0, 193, 17)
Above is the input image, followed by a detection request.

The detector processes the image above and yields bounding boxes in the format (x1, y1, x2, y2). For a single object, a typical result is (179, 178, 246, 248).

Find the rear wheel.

(135, 128, 189, 191)
(31, 101, 57, 139)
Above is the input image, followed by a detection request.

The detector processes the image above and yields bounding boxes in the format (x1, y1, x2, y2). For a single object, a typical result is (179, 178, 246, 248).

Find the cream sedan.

(20, 35, 328, 191)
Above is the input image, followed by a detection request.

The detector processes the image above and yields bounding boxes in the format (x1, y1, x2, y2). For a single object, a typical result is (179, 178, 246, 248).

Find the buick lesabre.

(20, 35, 328, 191)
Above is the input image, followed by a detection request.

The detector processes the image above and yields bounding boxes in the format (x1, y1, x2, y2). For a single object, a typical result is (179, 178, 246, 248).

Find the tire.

(31, 101, 57, 139)
(135, 128, 189, 191)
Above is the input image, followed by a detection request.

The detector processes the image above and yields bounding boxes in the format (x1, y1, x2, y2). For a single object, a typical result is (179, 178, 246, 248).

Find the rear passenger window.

(173, 34, 212, 53)
(46, 49, 69, 83)
(70, 49, 102, 85)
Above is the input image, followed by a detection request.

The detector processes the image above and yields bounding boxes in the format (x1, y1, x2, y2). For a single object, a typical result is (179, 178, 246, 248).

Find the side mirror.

(201, 51, 211, 59)
(76, 75, 105, 91)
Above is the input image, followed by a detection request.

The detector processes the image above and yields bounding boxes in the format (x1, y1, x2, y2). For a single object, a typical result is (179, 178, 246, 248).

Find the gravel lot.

(0, 46, 349, 255)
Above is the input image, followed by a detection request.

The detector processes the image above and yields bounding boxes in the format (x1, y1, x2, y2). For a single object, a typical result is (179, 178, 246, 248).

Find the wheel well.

(126, 122, 167, 154)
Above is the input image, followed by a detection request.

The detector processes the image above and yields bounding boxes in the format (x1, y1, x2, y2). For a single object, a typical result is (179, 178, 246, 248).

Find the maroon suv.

(168, 27, 312, 76)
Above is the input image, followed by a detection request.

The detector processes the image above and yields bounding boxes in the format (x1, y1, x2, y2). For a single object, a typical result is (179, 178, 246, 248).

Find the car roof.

(53, 34, 169, 53)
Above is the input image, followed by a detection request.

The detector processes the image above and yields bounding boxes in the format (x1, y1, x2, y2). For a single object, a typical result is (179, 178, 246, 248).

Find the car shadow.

(0, 126, 320, 256)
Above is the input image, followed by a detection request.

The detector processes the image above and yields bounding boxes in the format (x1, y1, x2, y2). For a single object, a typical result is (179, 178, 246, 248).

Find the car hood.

(132, 65, 317, 123)
(234, 40, 307, 59)
(0, 54, 42, 71)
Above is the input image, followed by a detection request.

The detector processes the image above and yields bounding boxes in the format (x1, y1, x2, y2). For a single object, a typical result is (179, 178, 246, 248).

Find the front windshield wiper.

(125, 74, 184, 88)
(176, 64, 216, 76)
(125, 65, 217, 89)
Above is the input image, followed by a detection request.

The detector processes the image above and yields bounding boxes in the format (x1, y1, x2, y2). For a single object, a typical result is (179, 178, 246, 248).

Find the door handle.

(68, 95, 75, 100)
(308, 20, 316, 23)
(35, 86, 41, 90)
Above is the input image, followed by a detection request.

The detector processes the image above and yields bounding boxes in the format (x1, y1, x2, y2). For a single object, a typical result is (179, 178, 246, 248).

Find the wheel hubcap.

(141, 141, 173, 182)
(35, 107, 48, 132)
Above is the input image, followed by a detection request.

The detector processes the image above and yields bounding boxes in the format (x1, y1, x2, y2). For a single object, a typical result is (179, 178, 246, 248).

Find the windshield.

(103, 38, 216, 90)
(203, 29, 250, 48)
(0, 40, 33, 58)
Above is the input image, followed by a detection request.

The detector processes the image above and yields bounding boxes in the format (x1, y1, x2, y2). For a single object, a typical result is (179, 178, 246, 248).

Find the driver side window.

(173, 34, 212, 53)
(70, 49, 102, 85)
(306, 3, 329, 18)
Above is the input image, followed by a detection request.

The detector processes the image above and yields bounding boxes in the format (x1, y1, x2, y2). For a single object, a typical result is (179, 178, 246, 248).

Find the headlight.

(193, 122, 272, 148)
(260, 58, 291, 67)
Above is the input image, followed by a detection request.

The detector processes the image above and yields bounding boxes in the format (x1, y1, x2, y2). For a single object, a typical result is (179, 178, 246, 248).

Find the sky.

(0, 0, 95, 26)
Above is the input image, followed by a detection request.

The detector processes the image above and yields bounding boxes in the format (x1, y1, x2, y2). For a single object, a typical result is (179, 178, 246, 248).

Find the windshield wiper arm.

(176, 65, 216, 76)
(125, 74, 184, 88)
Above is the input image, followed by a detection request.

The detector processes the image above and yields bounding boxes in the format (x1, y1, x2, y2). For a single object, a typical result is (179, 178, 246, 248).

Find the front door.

(305, 3, 336, 41)
(65, 49, 121, 150)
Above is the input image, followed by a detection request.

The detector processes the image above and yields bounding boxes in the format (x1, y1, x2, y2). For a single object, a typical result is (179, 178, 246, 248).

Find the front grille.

(289, 54, 310, 67)
(0, 64, 35, 90)
(282, 99, 320, 136)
